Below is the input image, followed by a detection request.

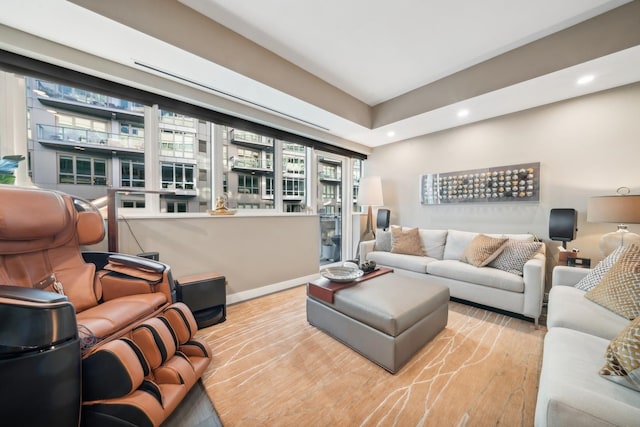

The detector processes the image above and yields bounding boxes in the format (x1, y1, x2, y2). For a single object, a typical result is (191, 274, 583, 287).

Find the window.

(120, 122, 144, 137)
(283, 177, 305, 197)
(58, 155, 106, 185)
(121, 159, 145, 188)
(265, 177, 274, 197)
(166, 201, 188, 213)
(122, 200, 145, 208)
(237, 174, 259, 194)
(9, 73, 364, 218)
(160, 130, 195, 158)
(161, 163, 196, 190)
(322, 184, 336, 199)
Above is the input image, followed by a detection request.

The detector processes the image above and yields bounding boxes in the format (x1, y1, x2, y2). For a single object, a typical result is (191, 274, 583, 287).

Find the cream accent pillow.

(586, 244, 640, 320)
(460, 234, 508, 267)
(390, 226, 425, 256)
(600, 315, 640, 391)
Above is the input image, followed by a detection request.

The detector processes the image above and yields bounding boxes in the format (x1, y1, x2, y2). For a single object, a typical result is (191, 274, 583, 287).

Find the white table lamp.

(357, 176, 384, 243)
(587, 190, 640, 256)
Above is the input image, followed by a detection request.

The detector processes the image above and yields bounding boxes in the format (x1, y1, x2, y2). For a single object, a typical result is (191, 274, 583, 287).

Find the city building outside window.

(58, 155, 106, 185)
(160, 130, 195, 158)
(166, 201, 188, 213)
(121, 159, 145, 188)
(237, 174, 259, 194)
(161, 162, 195, 190)
(122, 200, 146, 208)
(16, 75, 358, 217)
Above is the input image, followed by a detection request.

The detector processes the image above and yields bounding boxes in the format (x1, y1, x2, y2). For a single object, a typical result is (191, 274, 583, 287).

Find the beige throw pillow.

(390, 226, 425, 256)
(460, 234, 508, 267)
(586, 244, 640, 320)
(600, 315, 640, 391)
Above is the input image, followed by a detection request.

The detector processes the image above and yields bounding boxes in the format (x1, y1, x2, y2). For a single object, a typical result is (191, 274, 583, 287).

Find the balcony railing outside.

(230, 157, 274, 171)
(37, 124, 144, 151)
(319, 172, 341, 181)
(283, 143, 305, 154)
(230, 129, 274, 148)
(33, 80, 145, 113)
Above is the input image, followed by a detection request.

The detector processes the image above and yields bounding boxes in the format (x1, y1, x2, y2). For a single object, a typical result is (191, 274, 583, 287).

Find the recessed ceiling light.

(457, 109, 469, 118)
(387, 131, 395, 137)
(577, 75, 595, 85)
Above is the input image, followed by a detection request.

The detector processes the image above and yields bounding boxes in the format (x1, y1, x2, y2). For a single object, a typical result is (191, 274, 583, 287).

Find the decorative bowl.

(321, 266, 364, 283)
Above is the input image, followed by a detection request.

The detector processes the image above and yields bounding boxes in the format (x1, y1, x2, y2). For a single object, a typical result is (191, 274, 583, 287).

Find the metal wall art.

(420, 162, 540, 205)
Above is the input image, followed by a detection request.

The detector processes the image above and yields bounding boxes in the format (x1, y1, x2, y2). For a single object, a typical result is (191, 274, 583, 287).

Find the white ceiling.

(180, 0, 629, 105)
(1, 0, 639, 149)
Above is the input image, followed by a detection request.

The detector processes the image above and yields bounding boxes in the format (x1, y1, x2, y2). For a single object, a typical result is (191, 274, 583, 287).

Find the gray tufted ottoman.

(307, 272, 449, 373)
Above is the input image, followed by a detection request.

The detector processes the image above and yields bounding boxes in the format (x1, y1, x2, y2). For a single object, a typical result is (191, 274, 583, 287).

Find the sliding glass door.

(316, 152, 345, 265)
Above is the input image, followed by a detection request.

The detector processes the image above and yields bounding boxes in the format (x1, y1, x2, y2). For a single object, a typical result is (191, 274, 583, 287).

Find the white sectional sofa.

(535, 265, 640, 426)
(359, 228, 546, 325)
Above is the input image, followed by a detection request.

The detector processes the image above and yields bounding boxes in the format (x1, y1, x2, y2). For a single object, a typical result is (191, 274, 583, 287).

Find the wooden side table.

(175, 272, 227, 329)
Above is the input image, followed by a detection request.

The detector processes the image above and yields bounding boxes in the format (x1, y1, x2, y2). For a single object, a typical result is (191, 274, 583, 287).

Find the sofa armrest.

(551, 265, 591, 287)
(107, 254, 166, 274)
(359, 240, 376, 262)
(522, 252, 546, 323)
(87, 252, 176, 304)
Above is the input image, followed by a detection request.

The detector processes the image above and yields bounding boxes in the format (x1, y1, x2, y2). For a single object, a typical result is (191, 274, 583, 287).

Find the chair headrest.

(0, 185, 71, 240)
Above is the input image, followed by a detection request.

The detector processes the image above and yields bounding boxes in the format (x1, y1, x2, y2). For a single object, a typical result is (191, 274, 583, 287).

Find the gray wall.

(365, 82, 640, 266)
(112, 214, 320, 302)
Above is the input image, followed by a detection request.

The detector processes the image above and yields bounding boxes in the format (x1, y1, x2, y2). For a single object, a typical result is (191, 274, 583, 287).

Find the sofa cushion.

(575, 245, 626, 291)
(586, 244, 640, 320)
(366, 251, 436, 274)
(601, 315, 640, 391)
(374, 230, 391, 252)
(427, 260, 524, 292)
(418, 229, 448, 260)
(547, 285, 629, 340)
(488, 240, 543, 276)
(535, 327, 640, 427)
(460, 234, 508, 267)
(390, 226, 425, 256)
(443, 230, 478, 260)
(497, 233, 535, 242)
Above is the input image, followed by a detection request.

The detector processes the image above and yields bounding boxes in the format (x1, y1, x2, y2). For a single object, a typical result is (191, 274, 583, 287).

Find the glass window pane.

(77, 158, 91, 176)
(59, 156, 73, 174)
(94, 160, 106, 176)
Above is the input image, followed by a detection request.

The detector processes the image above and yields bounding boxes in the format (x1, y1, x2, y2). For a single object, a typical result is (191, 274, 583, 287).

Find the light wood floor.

(196, 285, 546, 426)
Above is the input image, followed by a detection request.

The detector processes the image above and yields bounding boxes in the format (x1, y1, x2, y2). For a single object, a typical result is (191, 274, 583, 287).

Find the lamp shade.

(587, 195, 640, 224)
(587, 194, 640, 256)
(357, 176, 383, 207)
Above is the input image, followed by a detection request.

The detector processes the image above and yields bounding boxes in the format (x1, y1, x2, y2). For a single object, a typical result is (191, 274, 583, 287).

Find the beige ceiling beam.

(69, 0, 372, 128)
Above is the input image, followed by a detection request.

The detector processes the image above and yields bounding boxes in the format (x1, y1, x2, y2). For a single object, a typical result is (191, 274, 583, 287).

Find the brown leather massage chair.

(0, 185, 212, 426)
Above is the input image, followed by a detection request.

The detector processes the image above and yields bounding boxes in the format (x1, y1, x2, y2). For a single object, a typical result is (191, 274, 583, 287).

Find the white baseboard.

(226, 273, 320, 305)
